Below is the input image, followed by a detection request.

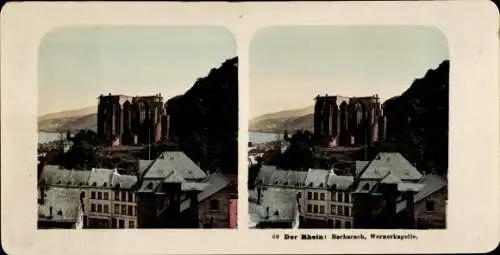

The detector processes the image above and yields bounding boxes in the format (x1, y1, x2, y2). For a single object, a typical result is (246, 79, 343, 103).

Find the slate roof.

(179, 173, 231, 212)
(111, 173, 137, 189)
(249, 187, 298, 224)
(353, 180, 380, 193)
(396, 174, 447, 213)
(138, 160, 153, 176)
(88, 168, 114, 188)
(39, 165, 60, 185)
(137, 179, 163, 193)
(255, 165, 276, 186)
(327, 171, 354, 190)
(283, 171, 308, 187)
(360, 152, 422, 181)
(304, 169, 330, 188)
(38, 187, 82, 222)
(143, 151, 207, 180)
(355, 161, 370, 176)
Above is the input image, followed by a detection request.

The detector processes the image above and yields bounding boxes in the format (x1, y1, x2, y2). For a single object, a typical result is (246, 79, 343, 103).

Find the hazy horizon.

(38, 26, 236, 116)
(249, 26, 449, 119)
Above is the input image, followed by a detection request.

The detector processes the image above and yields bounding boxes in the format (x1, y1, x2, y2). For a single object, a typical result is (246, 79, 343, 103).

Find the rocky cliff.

(167, 57, 238, 174)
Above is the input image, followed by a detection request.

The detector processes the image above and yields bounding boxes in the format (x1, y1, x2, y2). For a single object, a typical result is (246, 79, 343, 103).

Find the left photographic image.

(37, 26, 238, 229)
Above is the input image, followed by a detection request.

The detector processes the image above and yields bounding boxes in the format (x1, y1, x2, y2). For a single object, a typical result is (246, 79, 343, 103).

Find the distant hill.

(38, 106, 97, 132)
(249, 105, 314, 133)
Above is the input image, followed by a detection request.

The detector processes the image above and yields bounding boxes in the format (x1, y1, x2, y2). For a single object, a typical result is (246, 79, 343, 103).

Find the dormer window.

(92, 182, 97, 187)
(67, 181, 72, 185)
(147, 182, 153, 189)
(308, 183, 313, 187)
(103, 182, 107, 187)
(363, 183, 370, 190)
(283, 181, 288, 186)
(274, 181, 279, 185)
(57, 210, 63, 216)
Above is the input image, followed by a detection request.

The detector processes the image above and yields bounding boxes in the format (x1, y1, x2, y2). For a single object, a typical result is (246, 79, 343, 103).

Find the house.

(396, 174, 447, 229)
(38, 187, 84, 229)
(351, 152, 445, 229)
(136, 151, 231, 228)
(38, 165, 139, 229)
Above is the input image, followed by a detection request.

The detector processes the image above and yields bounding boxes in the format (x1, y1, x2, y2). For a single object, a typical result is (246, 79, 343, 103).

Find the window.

(331, 191, 337, 201)
(104, 192, 109, 200)
(104, 205, 109, 214)
(307, 204, 312, 213)
(97, 192, 102, 200)
(297, 192, 302, 199)
(425, 200, 435, 212)
(338, 206, 344, 216)
(115, 204, 120, 214)
(337, 192, 342, 203)
(331, 205, 336, 214)
(91, 203, 96, 212)
(128, 192, 133, 202)
(344, 206, 350, 217)
(209, 200, 220, 211)
(313, 204, 318, 213)
(128, 205, 133, 216)
(307, 192, 312, 200)
(345, 221, 352, 228)
(313, 192, 318, 200)
(91, 191, 96, 199)
(115, 191, 120, 201)
(335, 220, 341, 228)
(97, 204, 102, 213)
(345, 193, 350, 203)
(121, 191, 127, 201)
(129, 221, 135, 228)
(319, 205, 325, 214)
(121, 204, 127, 215)
(119, 220, 125, 228)
(320, 193, 325, 201)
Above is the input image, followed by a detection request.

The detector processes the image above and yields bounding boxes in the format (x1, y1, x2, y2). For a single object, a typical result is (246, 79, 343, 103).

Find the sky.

(249, 26, 449, 118)
(38, 26, 236, 116)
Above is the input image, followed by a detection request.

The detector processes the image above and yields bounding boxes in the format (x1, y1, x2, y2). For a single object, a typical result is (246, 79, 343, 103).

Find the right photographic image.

(248, 26, 449, 229)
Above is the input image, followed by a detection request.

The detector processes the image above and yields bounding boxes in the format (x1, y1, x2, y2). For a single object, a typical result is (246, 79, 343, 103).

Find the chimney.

(187, 190, 200, 228)
(256, 184, 262, 205)
(405, 191, 416, 229)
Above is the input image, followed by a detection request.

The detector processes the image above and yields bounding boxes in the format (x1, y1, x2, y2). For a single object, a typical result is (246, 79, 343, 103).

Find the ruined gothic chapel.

(313, 94, 387, 146)
(97, 93, 171, 146)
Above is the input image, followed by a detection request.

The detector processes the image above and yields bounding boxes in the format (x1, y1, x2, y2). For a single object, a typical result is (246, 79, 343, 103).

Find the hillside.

(166, 57, 238, 174)
(380, 60, 449, 175)
(38, 106, 98, 132)
(249, 106, 314, 133)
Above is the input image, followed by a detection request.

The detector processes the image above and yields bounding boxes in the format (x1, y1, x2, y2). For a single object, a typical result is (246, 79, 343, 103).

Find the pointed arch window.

(138, 102, 146, 124)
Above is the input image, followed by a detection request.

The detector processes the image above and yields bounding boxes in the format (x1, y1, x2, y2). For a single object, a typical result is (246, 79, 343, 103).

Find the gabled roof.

(355, 161, 370, 176)
(39, 165, 60, 185)
(255, 165, 276, 185)
(88, 168, 114, 188)
(360, 152, 422, 181)
(38, 187, 82, 222)
(143, 151, 207, 180)
(179, 173, 231, 212)
(283, 171, 308, 187)
(305, 169, 329, 188)
(396, 174, 447, 213)
(111, 172, 137, 190)
(327, 171, 354, 190)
